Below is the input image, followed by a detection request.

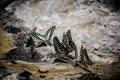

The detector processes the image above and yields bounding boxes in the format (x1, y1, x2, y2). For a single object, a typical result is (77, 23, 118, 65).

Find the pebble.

(93, 43, 100, 50)
(38, 66, 49, 73)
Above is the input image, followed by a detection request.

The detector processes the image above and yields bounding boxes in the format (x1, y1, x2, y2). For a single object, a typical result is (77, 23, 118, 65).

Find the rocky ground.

(0, 0, 120, 80)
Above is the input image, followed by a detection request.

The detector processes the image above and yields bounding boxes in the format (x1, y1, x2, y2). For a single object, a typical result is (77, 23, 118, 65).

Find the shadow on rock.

(4, 26, 21, 34)
(77, 73, 101, 80)
(4, 48, 43, 62)
(19, 71, 34, 80)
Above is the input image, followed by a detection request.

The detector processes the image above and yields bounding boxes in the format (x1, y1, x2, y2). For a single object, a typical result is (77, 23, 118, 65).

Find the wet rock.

(0, 66, 23, 80)
(97, 0, 120, 11)
(0, 66, 34, 80)
(100, 17, 120, 54)
(0, 33, 16, 55)
(0, 66, 9, 77)
(3, 73, 18, 80)
(14, 33, 28, 48)
(0, 0, 15, 16)
(19, 71, 33, 80)
(77, 73, 101, 80)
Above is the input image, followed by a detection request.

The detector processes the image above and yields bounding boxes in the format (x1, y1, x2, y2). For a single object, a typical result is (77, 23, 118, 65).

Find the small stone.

(81, 40, 85, 43)
(39, 75, 46, 78)
(38, 66, 49, 73)
(93, 43, 100, 50)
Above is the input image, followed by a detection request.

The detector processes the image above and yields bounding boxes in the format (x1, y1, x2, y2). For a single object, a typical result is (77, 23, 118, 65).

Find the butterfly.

(31, 26, 56, 45)
(26, 35, 35, 47)
(53, 36, 69, 55)
(79, 45, 93, 67)
(62, 30, 78, 60)
(28, 27, 37, 47)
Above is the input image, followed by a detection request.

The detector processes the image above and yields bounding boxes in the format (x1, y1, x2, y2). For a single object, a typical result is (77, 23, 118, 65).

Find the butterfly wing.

(79, 45, 88, 68)
(80, 45, 84, 61)
(62, 32, 66, 44)
(66, 30, 76, 50)
(66, 30, 78, 59)
(65, 30, 72, 46)
(30, 27, 37, 34)
(74, 44, 78, 60)
(30, 27, 46, 41)
(62, 32, 72, 52)
(80, 45, 93, 65)
(66, 30, 72, 41)
(31, 32, 46, 41)
(83, 49, 93, 65)
(31, 26, 56, 42)
(53, 36, 69, 55)
(45, 26, 56, 41)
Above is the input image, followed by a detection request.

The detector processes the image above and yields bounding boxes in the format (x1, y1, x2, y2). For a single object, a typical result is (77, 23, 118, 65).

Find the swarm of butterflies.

(27, 26, 93, 72)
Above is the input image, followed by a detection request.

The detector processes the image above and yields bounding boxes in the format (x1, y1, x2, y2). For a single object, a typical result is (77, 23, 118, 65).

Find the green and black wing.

(31, 26, 56, 44)
(65, 30, 76, 50)
(45, 26, 56, 41)
(53, 36, 69, 55)
(62, 30, 78, 59)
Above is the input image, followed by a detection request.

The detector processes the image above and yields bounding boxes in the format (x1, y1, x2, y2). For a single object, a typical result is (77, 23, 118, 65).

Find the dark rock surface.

(77, 73, 101, 80)
(0, 66, 34, 80)
(98, 0, 120, 11)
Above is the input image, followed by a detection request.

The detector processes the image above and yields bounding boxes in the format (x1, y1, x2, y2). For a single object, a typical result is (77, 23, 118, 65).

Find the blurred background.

(0, 0, 120, 80)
